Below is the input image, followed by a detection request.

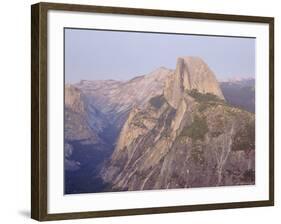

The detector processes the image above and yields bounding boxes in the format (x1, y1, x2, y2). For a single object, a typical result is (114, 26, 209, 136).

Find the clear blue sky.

(65, 28, 255, 83)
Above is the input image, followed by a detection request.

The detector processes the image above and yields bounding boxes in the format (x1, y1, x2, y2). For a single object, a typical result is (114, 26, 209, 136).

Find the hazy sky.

(65, 28, 255, 83)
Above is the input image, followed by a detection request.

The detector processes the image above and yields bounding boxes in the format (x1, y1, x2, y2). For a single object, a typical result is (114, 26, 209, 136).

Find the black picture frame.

(31, 2, 274, 221)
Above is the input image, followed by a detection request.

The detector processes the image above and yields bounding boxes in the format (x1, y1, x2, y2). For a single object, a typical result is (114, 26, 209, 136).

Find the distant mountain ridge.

(220, 78, 255, 113)
(74, 66, 174, 130)
(220, 77, 254, 83)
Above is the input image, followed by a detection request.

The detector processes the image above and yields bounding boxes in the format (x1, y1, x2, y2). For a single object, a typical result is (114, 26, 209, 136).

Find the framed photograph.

(31, 2, 274, 221)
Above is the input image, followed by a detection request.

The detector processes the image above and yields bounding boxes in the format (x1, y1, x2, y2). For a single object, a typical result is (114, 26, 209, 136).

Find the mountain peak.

(164, 56, 224, 108)
(177, 56, 204, 63)
(144, 66, 173, 81)
(153, 66, 171, 72)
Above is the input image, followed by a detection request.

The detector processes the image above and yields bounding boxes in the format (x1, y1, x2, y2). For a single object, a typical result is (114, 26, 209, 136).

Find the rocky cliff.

(65, 56, 255, 193)
(64, 85, 113, 193)
(102, 95, 254, 190)
(164, 57, 224, 108)
(101, 57, 255, 191)
(65, 67, 175, 193)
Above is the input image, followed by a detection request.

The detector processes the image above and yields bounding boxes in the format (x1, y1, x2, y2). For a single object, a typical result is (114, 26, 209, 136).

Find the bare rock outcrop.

(164, 57, 224, 108)
(65, 84, 87, 114)
(101, 57, 254, 191)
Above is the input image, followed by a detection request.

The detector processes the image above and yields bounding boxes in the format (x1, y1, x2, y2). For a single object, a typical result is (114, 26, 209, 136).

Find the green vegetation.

(188, 89, 224, 103)
(210, 115, 225, 137)
(187, 89, 227, 112)
(232, 120, 255, 151)
(198, 103, 208, 112)
(242, 169, 255, 182)
(180, 115, 209, 141)
(211, 131, 223, 138)
(149, 95, 166, 109)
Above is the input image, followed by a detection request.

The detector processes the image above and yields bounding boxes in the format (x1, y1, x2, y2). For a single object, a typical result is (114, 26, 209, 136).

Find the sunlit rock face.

(164, 56, 224, 108)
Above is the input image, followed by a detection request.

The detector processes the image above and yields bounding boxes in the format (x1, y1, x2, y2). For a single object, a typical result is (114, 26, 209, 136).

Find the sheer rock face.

(65, 85, 100, 173)
(65, 84, 108, 139)
(65, 84, 86, 114)
(164, 57, 224, 108)
(65, 85, 99, 142)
